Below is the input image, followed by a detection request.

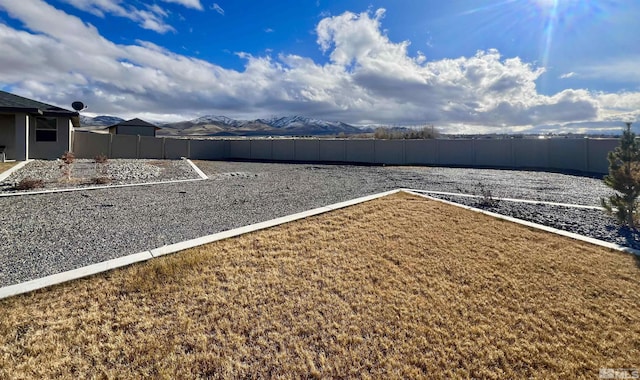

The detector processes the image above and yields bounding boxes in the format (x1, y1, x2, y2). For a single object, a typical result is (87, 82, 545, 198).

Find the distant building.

(0, 90, 79, 161)
(105, 118, 160, 137)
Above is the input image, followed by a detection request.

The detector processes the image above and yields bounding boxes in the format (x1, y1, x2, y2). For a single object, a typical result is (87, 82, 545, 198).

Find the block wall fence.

(73, 131, 619, 174)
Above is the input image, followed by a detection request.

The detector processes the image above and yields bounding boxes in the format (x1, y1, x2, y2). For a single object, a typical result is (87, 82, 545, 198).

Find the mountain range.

(80, 115, 371, 136)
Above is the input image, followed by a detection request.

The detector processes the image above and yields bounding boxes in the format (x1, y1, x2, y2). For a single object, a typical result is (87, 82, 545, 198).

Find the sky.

(0, 0, 639, 134)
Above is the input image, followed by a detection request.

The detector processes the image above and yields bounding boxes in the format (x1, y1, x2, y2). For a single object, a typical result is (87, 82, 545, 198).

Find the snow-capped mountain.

(80, 115, 125, 127)
(160, 115, 369, 136)
(190, 115, 249, 127)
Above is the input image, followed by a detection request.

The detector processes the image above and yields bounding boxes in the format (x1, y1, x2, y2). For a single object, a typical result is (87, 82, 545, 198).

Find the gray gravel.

(0, 161, 632, 288)
(0, 159, 199, 193)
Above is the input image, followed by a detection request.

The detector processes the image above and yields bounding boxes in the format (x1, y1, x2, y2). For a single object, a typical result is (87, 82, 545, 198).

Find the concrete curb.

(183, 158, 208, 180)
(402, 189, 640, 257)
(0, 177, 204, 198)
(0, 160, 32, 182)
(0, 189, 401, 300)
(404, 188, 604, 210)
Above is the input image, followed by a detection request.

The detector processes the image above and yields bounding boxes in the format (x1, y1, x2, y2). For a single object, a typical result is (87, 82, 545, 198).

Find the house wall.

(116, 125, 156, 137)
(0, 114, 16, 160)
(72, 132, 619, 174)
(29, 117, 73, 159)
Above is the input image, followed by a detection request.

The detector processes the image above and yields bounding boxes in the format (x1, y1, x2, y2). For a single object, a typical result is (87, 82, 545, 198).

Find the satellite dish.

(71, 101, 86, 111)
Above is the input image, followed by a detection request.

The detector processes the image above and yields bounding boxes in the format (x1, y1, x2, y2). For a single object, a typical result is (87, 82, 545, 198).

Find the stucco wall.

(29, 117, 73, 159)
(0, 115, 16, 160)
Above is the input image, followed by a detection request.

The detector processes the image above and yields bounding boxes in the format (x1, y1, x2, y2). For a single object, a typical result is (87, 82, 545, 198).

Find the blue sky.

(0, 0, 639, 133)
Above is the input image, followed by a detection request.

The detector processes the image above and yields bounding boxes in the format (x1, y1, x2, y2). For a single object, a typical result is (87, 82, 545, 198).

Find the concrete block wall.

(319, 140, 346, 162)
(346, 140, 374, 163)
(405, 140, 437, 165)
(294, 140, 320, 161)
(512, 139, 548, 169)
(272, 139, 295, 160)
(190, 139, 226, 160)
(164, 138, 189, 159)
(73, 131, 618, 174)
(139, 136, 163, 159)
(110, 135, 138, 159)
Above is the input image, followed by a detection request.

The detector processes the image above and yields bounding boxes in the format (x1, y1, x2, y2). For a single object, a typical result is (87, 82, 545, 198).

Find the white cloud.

(575, 56, 640, 84)
(0, 3, 637, 132)
(560, 72, 576, 79)
(264, 28, 274, 33)
(60, 0, 175, 33)
(211, 3, 224, 15)
(161, 0, 203, 10)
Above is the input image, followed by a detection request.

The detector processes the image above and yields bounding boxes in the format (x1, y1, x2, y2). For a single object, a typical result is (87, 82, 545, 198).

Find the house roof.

(0, 90, 79, 117)
(107, 118, 161, 130)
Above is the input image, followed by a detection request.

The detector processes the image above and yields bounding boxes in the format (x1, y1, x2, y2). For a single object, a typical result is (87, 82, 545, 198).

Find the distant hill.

(79, 115, 125, 128)
(159, 115, 370, 137)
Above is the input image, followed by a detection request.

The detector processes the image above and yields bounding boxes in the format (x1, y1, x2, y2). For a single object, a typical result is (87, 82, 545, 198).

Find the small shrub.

(94, 154, 108, 164)
(59, 151, 76, 180)
(476, 182, 498, 208)
(14, 178, 44, 190)
(94, 154, 109, 177)
(92, 176, 111, 185)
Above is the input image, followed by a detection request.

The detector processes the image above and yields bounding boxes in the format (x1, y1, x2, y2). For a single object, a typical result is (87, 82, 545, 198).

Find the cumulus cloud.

(0, 2, 637, 132)
(211, 3, 224, 15)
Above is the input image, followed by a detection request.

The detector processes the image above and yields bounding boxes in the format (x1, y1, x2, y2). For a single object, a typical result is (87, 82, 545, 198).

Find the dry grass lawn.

(0, 161, 17, 175)
(1, 192, 639, 379)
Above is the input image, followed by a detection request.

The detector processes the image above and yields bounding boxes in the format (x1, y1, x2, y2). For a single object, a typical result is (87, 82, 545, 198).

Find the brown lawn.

(1, 192, 639, 379)
(0, 162, 17, 175)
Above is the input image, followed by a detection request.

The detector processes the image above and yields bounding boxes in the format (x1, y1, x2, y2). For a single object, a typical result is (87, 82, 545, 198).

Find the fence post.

(162, 137, 166, 159)
(136, 135, 141, 159)
(403, 139, 407, 165)
(187, 139, 191, 159)
(510, 138, 515, 168)
(108, 134, 113, 158)
(584, 138, 590, 172)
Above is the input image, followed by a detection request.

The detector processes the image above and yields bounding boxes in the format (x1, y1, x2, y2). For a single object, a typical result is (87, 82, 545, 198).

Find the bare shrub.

(94, 154, 108, 164)
(94, 154, 109, 177)
(59, 151, 76, 180)
(92, 176, 111, 185)
(476, 182, 498, 208)
(374, 125, 439, 139)
(14, 178, 44, 190)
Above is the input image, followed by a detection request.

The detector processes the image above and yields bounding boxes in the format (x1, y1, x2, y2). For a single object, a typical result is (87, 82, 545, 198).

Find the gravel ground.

(0, 159, 199, 193)
(0, 161, 632, 288)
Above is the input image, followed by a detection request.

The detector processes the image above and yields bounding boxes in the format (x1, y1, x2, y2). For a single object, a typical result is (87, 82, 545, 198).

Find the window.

(35, 117, 57, 142)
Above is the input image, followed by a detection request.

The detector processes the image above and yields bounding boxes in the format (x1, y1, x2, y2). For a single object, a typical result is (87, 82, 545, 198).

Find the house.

(105, 118, 160, 137)
(0, 90, 79, 161)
